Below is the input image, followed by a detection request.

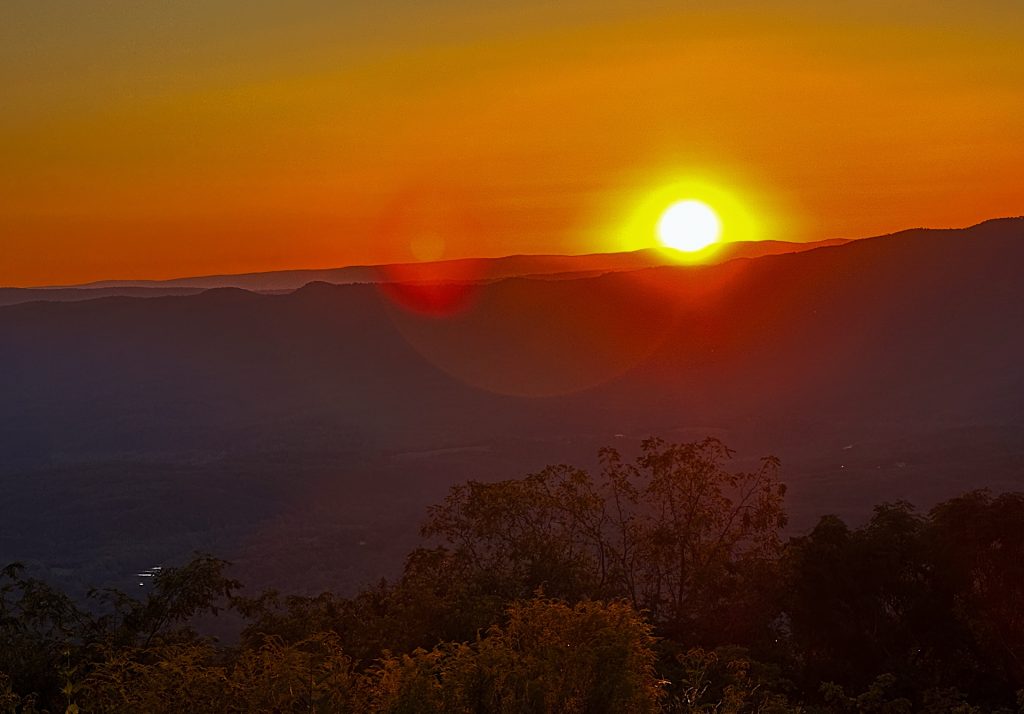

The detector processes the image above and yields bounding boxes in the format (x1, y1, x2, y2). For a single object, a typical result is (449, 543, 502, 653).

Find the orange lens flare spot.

(373, 187, 486, 317)
(378, 270, 480, 317)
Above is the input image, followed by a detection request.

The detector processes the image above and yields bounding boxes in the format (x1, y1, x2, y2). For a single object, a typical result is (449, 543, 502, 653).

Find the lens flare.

(373, 186, 485, 317)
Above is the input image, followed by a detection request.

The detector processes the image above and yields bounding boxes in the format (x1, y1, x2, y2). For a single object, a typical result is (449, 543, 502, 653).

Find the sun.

(657, 199, 722, 252)
(606, 173, 769, 260)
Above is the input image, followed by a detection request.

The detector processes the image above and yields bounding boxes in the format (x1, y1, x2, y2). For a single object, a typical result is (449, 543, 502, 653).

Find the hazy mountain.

(30, 238, 847, 294)
(0, 218, 1020, 595)
(0, 286, 207, 308)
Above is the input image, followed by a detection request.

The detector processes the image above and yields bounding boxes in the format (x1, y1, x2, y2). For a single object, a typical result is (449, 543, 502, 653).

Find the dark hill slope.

(0, 219, 1020, 594)
(20, 238, 845, 295)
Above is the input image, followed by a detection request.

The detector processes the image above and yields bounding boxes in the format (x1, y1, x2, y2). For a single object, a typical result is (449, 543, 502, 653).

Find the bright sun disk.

(657, 199, 722, 252)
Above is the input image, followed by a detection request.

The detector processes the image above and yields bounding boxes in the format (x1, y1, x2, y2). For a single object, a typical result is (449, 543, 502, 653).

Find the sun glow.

(604, 172, 780, 265)
(657, 200, 721, 252)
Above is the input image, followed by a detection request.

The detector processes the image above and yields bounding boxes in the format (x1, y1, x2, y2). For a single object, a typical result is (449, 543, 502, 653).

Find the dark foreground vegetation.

(3, 438, 1023, 712)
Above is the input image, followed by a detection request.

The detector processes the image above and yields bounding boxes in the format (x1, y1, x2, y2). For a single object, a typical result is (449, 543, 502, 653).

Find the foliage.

(785, 491, 1024, 708)
(2, 440, 1023, 712)
(819, 674, 913, 713)
(422, 462, 609, 602)
(0, 554, 238, 711)
(422, 437, 788, 643)
(74, 595, 663, 713)
(0, 563, 89, 712)
(783, 504, 935, 691)
(928, 491, 1024, 688)
(78, 633, 365, 713)
(360, 597, 664, 713)
(468, 598, 664, 713)
(664, 646, 796, 713)
(603, 439, 787, 643)
(89, 554, 240, 649)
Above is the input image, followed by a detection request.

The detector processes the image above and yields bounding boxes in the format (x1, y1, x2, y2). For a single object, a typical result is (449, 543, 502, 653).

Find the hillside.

(0, 219, 1020, 595)
(10, 238, 846, 296)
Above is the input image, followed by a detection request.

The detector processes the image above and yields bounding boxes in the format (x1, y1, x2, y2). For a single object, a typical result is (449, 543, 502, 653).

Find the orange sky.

(2, 0, 1022, 287)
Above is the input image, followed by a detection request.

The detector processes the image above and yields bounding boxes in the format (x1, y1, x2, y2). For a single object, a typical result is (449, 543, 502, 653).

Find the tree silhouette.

(421, 437, 787, 643)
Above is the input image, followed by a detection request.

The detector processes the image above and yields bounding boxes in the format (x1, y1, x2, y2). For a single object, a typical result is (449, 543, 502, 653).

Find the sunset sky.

(3, 0, 1022, 287)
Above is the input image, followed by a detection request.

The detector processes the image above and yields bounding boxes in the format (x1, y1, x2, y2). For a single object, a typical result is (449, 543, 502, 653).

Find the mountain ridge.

(9, 238, 850, 295)
(1, 216, 1022, 595)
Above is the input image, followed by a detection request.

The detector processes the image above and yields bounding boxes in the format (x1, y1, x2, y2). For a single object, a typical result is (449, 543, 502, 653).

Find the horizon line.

(7, 216, 1021, 291)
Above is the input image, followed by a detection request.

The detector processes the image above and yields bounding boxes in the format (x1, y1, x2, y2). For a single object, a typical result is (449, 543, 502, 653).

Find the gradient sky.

(2, 0, 1022, 286)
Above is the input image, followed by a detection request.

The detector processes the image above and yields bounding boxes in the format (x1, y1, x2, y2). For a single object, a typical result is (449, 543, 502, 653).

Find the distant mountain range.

(0, 238, 847, 306)
(0, 218, 1020, 596)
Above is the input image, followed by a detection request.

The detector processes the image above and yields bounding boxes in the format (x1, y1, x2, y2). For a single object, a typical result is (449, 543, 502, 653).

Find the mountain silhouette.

(8, 238, 846, 297)
(0, 218, 1020, 594)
